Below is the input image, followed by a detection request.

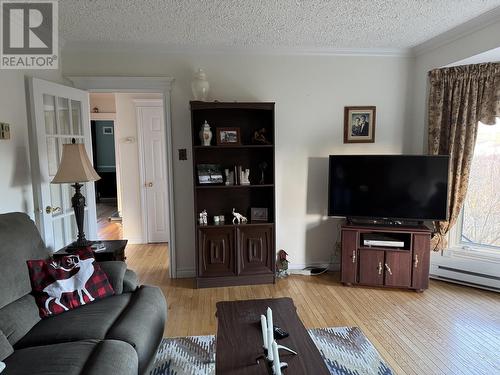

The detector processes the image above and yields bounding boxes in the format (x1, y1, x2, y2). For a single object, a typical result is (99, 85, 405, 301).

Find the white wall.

(0, 69, 63, 216)
(412, 19, 500, 154)
(114, 93, 163, 243)
(62, 50, 414, 274)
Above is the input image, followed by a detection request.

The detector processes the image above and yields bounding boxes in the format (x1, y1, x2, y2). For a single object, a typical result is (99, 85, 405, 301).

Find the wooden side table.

(55, 239, 128, 262)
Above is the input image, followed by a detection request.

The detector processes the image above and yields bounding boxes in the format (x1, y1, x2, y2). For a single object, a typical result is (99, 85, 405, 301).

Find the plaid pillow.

(27, 248, 114, 318)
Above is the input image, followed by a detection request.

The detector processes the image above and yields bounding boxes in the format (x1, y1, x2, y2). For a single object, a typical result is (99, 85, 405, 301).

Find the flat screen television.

(328, 155, 449, 221)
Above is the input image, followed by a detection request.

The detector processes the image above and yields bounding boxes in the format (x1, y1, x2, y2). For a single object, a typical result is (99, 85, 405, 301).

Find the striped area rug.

(150, 327, 393, 375)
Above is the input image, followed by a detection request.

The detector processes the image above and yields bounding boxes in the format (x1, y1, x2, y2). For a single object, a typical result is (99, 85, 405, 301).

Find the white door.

(135, 99, 170, 243)
(27, 78, 97, 251)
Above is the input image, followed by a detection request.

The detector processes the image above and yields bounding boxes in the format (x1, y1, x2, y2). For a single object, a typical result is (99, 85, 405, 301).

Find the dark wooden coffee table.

(215, 298, 330, 375)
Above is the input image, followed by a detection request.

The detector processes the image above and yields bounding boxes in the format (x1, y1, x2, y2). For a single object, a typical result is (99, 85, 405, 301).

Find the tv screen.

(328, 155, 449, 221)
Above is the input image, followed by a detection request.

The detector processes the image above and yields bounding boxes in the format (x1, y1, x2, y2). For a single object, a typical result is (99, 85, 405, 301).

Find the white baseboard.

(126, 238, 146, 245)
(176, 268, 196, 278)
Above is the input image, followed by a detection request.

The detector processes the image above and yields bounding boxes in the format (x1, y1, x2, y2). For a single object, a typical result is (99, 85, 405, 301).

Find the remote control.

(273, 325, 289, 339)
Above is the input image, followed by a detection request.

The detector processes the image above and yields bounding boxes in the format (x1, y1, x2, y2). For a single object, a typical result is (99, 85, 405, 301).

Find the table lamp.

(51, 139, 100, 249)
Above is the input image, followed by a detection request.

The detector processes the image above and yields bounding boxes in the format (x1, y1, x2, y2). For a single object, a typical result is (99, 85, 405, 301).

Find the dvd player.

(362, 233, 405, 248)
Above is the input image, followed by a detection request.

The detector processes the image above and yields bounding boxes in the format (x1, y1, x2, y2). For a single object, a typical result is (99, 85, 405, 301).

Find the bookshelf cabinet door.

(198, 227, 236, 277)
(411, 234, 430, 290)
(237, 225, 274, 275)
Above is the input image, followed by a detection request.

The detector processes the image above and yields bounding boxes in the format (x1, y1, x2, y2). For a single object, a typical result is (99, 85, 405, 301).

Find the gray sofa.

(0, 213, 167, 375)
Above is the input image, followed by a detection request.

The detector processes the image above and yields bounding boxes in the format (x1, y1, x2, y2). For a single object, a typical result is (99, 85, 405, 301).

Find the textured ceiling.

(60, 0, 500, 50)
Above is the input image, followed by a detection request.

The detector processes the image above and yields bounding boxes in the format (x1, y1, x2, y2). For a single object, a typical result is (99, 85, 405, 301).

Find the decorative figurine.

(232, 208, 248, 225)
(224, 169, 234, 185)
(258, 161, 268, 184)
(199, 120, 213, 146)
(191, 68, 210, 101)
(276, 250, 289, 278)
(199, 209, 208, 225)
(240, 168, 251, 185)
(252, 127, 271, 144)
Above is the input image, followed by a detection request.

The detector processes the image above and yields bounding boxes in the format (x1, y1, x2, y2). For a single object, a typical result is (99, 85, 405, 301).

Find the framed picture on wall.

(103, 126, 113, 135)
(344, 106, 376, 143)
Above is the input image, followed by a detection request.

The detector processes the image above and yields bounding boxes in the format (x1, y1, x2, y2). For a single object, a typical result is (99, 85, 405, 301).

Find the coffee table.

(216, 297, 330, 374)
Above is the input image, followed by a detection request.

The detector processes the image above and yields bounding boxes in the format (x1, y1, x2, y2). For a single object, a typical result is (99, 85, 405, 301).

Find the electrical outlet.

(0, 123, 11, 140)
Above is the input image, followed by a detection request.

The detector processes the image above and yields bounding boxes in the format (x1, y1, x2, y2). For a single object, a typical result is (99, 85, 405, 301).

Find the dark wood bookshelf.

(191, 101, 276, 288)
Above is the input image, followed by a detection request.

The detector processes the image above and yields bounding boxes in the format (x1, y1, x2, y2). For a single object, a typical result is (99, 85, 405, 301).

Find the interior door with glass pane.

(27, 78, 97, 251)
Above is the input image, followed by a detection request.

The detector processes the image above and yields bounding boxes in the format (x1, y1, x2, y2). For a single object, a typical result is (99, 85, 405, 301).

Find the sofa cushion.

(81, 340, 138, 375)
(0, 213, 50, 310)
(97, 261, 126, 294)
(27, 248, 115, 318)
(3, 339, 99, 375)
(0, 294, 40, 345)
(3, 339, 137, 375)
(14, 293, 131, 349)
(0, 330, 13, 361)
(106, 286, 167, 374)
(123, 269, 138, 293)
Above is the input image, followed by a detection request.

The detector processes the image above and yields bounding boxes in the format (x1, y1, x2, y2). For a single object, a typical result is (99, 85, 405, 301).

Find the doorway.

(89, 93, 122, 240)
(67, 76, 177, 278)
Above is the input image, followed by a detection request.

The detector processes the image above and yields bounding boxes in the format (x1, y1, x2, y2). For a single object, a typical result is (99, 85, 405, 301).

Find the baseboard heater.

(430, 265, 500, 292)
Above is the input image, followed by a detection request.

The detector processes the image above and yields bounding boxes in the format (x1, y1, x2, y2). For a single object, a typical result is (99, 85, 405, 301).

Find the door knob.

(145, 182, 153, 187)
(45, 206, 61, 214)
(378, 262, 383, 275)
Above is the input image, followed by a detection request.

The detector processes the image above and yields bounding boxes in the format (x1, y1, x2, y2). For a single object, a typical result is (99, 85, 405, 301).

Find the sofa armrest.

(98, 261, 127, 294)
(123, 269, 138, 293)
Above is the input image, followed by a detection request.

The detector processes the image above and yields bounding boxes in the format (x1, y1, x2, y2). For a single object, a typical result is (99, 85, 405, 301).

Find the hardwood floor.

(96, 203, 122, 240)
(125, 244, 500, 375)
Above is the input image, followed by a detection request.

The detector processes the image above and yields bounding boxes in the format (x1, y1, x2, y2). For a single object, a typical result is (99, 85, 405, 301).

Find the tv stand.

(341, 223, 431, 292)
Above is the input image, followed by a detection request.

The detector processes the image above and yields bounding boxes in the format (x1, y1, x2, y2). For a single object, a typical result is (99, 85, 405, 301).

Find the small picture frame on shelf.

(216, 127, 241, 145)
(344, 106, 376, 143)
(197, 164, 224, 185)
(250, 207, 268, 222)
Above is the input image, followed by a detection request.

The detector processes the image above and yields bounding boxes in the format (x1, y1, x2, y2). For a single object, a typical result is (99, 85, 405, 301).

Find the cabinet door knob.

(414, 254, 419, 268)
(385, 263, 393, 275)
(378, 262, 383, 275)
(352, 250, 356, 263)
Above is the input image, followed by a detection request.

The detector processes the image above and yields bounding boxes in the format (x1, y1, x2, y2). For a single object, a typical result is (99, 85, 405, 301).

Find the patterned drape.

(427, 62, 500, 251)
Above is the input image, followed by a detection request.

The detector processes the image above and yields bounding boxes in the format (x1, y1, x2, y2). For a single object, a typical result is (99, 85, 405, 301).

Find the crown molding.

(412, 6, 500, 56)
(66, 76, 174, 92)
(62, 41, 412, 58)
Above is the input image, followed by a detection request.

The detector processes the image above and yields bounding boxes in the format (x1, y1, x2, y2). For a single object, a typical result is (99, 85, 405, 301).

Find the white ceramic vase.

(199, 120, 212, 146)
(191, 69, 210, 101)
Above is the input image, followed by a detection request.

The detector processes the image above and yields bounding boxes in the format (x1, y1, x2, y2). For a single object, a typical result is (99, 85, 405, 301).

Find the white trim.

(413, 6, 500, 56)
(135, 106, 148, 244)
(176, 268, 196, 278)
(63, 42, 412, 57)
(91, 112, 116, 121)
(67, 76, 178, 279)
(67, 76, 174, 92)
(126, 237, 146, 245)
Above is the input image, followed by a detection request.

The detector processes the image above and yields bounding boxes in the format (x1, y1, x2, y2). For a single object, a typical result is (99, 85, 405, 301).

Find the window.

(459, 121, 500, 251)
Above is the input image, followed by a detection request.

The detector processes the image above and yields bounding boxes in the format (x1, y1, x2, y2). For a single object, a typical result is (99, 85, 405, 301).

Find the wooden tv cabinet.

(341, 224, 431, 292)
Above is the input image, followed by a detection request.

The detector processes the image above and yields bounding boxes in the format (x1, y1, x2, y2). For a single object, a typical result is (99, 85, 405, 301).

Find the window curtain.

(427, 62, 500, 251)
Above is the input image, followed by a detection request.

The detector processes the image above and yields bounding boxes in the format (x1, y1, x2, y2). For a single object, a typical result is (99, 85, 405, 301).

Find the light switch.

(0, 123, 10, 140)
(178, 148, 187, 160)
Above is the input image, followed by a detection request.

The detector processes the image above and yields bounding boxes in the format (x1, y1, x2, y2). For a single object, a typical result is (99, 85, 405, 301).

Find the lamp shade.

(51, 143, 100, 184)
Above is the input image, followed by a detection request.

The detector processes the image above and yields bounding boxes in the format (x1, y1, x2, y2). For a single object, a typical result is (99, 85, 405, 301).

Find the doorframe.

(133, 98, 169, 244)
(66, 76, 177, 278)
